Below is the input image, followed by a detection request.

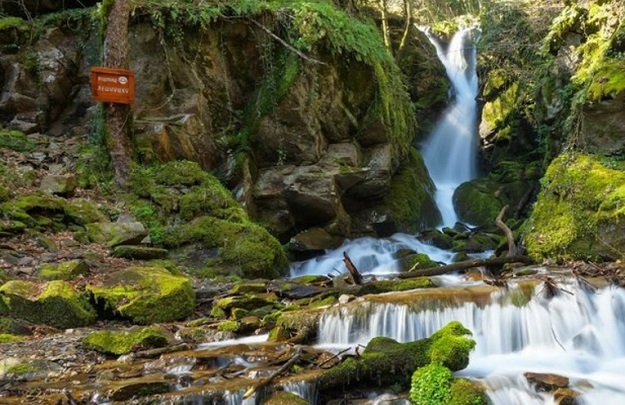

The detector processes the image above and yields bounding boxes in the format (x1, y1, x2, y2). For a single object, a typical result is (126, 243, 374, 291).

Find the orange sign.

(90, 67, 135, 104)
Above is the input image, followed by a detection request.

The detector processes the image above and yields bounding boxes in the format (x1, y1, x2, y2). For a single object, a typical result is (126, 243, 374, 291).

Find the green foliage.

(410, 363, 453, 405)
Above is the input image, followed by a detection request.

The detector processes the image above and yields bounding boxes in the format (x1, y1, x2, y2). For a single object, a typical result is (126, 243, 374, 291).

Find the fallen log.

(400, 255, 534, 278)
(343, 251, 364, 285)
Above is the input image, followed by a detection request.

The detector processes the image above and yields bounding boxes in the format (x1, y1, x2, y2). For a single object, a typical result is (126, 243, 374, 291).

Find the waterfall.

(317, 280, 625, 403)
(421, 27, 480, 227)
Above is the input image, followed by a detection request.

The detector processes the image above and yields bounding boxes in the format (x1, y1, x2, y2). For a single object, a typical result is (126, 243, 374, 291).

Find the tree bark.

(496, 205, 518, 257)
(103, 0, 132, 188)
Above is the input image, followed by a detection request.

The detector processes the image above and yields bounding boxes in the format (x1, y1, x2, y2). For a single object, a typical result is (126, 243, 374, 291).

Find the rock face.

(0, 7, 444, 242)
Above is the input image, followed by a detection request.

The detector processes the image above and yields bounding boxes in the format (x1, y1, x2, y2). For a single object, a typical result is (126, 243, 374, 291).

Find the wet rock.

(524, 372, 569, 392)
(419, 228, 453, 249)
(87, 266, 195, 324)
(288, 227, 344, 253)
(107, 379, 172, 401)
(0, 280, 96, 328)
(262, 391, 311, 405)
(554, 387, 581, 405)
(0, 357, 63, 381)
(36, 259, 89, 280)
(112, 245, 169, 260)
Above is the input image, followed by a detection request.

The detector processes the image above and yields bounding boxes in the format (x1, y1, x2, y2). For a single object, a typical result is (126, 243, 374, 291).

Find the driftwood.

(243, 346, 303, 399)
(343, 252, 364, 285)
(399, 255, 534, 279)
(495, 205, 517, 257)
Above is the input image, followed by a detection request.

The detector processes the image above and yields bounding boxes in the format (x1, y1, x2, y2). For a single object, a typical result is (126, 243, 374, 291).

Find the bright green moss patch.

(449, 378, 488, 405)
(87, 266, 195, 324)
(0, 334, 26, 343)
(586, 58, 625, 100)
(525, 152, 625, 261)
(410, 363, 453, 405)
(83, 326, 170, 355)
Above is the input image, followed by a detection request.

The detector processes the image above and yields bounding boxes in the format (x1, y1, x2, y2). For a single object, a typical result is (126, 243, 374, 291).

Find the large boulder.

(87, 266, 195, 324)
(0, 280, 96, 328)
(525, 152, 625, 261)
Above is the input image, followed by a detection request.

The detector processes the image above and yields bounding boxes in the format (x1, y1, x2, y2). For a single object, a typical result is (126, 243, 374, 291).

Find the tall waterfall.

(317, 280, 625, 403)
(421, 27, 480, 227)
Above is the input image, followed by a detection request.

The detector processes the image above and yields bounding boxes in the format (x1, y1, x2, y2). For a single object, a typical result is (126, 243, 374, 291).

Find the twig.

(243, 346, 303, 399)
(247, 18, 327, 65)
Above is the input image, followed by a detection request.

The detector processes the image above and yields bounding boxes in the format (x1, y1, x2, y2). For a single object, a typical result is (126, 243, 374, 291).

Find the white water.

(317, 280, 625, 404)
(289, 233, 455, 278)
(421, 27, 480, 227)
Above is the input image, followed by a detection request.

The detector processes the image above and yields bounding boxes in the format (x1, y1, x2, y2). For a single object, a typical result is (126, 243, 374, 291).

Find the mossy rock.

(419, 228, 454, 250)
(0, 317, 32, 335)
(36, 259, 89, 281)
(87, 266, 195, 324)
(64, 199, 108, 225)
(213, 293, 279, 316)
(358, 278, 435, 295)
(165, 216, 289, 279)
(268, 308, 322, 344)
(82, 326, 171, 355)
(0, 195, 67, 231)
(262, 391, 311, 405)
(0, 280, 96, 329)
(410, 366, 487, 405)
(0, 333, 26, 343)
(453, 179, 504, 227)
(318, 321, 475, 391)
(377, 149, 441, 233)
(112, 245, 168, 260)
(86, 221, 148, 247)
(398, 252, 439, 272)
(525, 152, 625, 261)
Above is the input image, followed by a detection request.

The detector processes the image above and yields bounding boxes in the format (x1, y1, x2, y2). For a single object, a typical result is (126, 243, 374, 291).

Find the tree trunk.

(103, 0, 132, 188)
(379, 0, 391, 53)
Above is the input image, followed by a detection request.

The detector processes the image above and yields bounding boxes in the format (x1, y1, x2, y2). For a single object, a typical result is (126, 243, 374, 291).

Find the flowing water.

(317, 279, 625, 404)
(421, 27, 480, 227)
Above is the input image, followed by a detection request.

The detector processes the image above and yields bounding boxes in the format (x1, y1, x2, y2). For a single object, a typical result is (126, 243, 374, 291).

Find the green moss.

(6, 362, 39, 376)
(0, 195, 67, 230)
(525, 152, 625, 261)
(586, 58, 625, 100)
(64, 199, 107, 225)
(217, 320, 240, 332)
(83, 326, 169, 355)
(449, 378, 488, 405)
(380, 149, 440, 231)
(0, 129, 35, 152)
(36, 260, 89, 281)
(87, 266, 195, 324)
(0, 280, 96, 329)
(453, 179, 504, 227)
(410, 363, 453, 405)
(0, 334, 25, 343)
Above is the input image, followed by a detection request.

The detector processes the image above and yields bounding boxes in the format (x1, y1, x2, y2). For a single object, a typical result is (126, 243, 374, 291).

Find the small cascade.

(420, 27, 480, 227)
(317, 280, 625, 403)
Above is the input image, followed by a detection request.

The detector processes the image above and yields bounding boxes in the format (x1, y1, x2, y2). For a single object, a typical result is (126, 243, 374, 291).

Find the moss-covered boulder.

(112, 245, 168, 260)
(82, 326, 171, 355)
(268, 308, 323, 344)
(318, 321, 475, 391)
(86, 221, 148, 247)
(525, 152, 625, 261)
(164, 216, 289, 279)
(0, 280, 96, 329)
(64, 199, 108, 225)
(0, 195, 67, 231)
(36, 259, 89, 281)
(87, 266, 195, 324)
(453, 178, 505, 227)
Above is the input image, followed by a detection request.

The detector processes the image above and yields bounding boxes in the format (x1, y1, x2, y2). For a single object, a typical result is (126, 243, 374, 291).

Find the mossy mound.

(0, 129, 35, 152)
(130, 161, 288, 279)
(452, 178, 504, 227)
(87, 266, 195, 324)
(318, 321, 475, 391)
(36, 259, 89, 281)
(82, 326, 170, 355)
(525, 152, 625, 261)
(164, 216, 288, 279)
(0, 280, 96, 329)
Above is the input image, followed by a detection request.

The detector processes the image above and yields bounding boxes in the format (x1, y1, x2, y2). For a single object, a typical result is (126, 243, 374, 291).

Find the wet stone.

(525, 372, 569, 392)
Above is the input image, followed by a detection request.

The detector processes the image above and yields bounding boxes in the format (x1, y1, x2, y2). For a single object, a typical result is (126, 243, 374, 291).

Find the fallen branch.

(247, 18, 327, 65)
(400, 255, 534, 278)
(343, 252, 364, 285)
(495, 205, 517, 257)
(243, 346, 303, 399)
(318, 347, 350, 369)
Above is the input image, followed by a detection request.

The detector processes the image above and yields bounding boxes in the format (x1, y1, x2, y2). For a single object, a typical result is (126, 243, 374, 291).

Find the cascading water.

(317, 279, 625, 404)
(420, 27, 480, 227)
